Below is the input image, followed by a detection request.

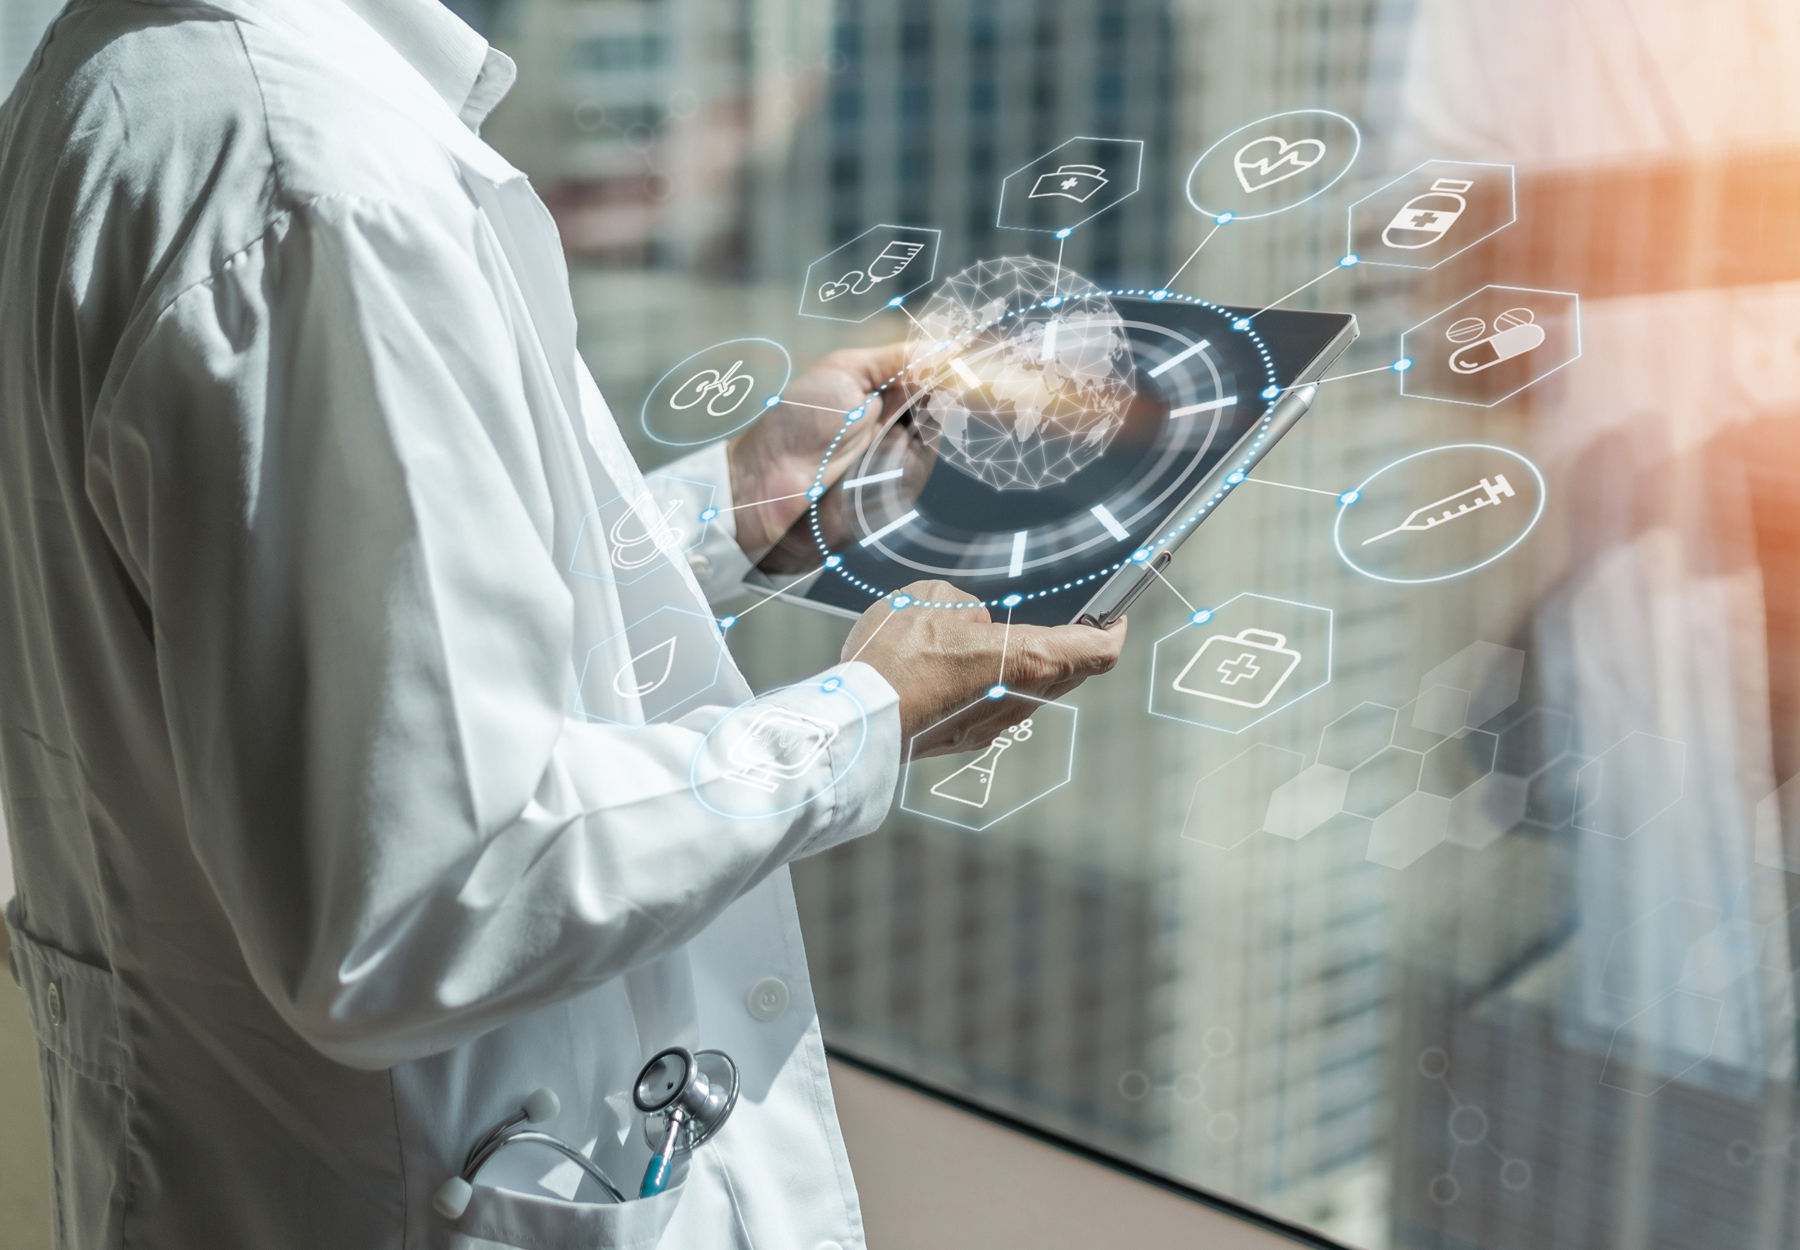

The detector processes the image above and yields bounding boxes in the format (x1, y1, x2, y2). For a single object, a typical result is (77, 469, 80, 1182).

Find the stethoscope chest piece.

(635, 1047, 739, 1152)
(633, 1047, 739, 1196)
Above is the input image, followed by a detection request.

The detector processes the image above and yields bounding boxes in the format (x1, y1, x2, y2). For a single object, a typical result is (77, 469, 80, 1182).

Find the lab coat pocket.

(6, 908, 129, 1249)
(447, 1177, 685, 1250)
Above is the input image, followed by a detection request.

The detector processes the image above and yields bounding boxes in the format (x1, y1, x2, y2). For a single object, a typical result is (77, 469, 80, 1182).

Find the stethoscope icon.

(434, 1047, 740, 1219)
(609, 495, 686, 570)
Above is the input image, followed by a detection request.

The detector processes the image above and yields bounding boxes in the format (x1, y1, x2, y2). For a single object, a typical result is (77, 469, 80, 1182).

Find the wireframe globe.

(906, 257, 1135, 492)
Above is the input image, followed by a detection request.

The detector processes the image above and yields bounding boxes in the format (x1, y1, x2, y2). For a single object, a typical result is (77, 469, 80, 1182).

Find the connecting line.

(1142, 558, 1197, 615)
(1269, 363, 1400, 396)
(998, 606, 1014, 687)
(1246, 265, 1339, 322)
(712, 489, 816, 515)
(732, 565, 826, 622)
(844, 599, 898, 665)
(1240, 477, 1344, 499)
(1162, 222, 1223, 291)
(774, 397, 859, 414)
(1053, 235, 1066, 298)
(896, 304, 931, 336)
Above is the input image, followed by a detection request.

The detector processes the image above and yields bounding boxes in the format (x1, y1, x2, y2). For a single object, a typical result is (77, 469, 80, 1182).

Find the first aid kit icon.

(1030, 164, 1110, 203)
(1172, 628, 1304, 709)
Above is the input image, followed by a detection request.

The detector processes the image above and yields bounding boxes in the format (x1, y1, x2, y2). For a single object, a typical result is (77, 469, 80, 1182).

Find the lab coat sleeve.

(649, 442, 757, 605)
(83, 194, 900, 1068)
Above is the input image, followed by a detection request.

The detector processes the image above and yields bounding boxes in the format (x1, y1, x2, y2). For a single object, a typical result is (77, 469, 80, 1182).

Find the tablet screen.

(770, 294, 1355, 626)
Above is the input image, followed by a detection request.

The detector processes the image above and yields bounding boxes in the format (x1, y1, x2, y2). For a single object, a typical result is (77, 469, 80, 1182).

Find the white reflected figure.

(724, 709, 840, 793)
(930, 720, 1034, 808)
(612, 637, 678, 699)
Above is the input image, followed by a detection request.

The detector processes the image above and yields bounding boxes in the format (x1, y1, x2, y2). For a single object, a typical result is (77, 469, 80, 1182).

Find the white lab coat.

(0, 1, 900, 1246)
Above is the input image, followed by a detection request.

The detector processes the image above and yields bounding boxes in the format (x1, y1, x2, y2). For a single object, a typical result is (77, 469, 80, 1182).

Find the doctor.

(0, 1, 1124, 1247)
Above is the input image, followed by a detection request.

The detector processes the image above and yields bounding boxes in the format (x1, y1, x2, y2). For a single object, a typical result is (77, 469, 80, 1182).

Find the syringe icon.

(1362, 474, 1514, 546)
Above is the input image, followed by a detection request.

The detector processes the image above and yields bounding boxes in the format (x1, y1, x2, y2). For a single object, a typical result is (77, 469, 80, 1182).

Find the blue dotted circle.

(806, 291, 1279, 610)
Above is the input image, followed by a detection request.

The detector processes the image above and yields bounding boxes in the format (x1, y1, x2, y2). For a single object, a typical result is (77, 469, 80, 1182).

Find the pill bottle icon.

(1382, 178, 1475, 250)
(1445, 307, 1545, 374)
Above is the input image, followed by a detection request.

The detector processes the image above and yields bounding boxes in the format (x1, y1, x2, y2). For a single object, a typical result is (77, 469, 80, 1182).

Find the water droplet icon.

(613, 636, 678, 698)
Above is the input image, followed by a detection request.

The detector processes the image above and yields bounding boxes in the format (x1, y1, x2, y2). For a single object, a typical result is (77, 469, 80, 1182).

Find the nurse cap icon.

(1445, 308, 1544, 375)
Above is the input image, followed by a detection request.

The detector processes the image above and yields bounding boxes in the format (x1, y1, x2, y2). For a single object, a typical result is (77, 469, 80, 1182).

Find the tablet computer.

(745, 295, 1357, 627)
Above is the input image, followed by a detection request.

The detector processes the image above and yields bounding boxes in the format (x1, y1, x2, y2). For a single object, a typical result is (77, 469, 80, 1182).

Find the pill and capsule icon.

(1445, 307, 1545, 374)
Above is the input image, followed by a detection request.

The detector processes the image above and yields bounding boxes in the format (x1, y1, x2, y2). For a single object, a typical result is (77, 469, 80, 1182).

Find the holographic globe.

(907, 257, 1135, 492)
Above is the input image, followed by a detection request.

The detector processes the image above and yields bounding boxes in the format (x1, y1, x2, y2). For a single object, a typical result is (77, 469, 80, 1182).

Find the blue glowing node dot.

(762, 395, 782, 408)
(1226, 470, 1245, 485)
(823, 554, 843, 568)
(987, 684, 1008, 700)
(1151, 289, 1170, 301)
(807, 485, 825, 499)
(820, 676, 843, 693)
(699, 507, 719, 522)
(1218, 212, 1235, 223)
(1339, 489, 1361, 505)
(1234, 318, 1252, 331)
(845, 406, 865, 423)
(1131, 548, 1151, 563)
(886, 295, 904, 307)
(1339, 253, 1360, 267)
(1001, 593, 1023, 608)
(1190, 609, 1214, 626)
(1392, 358, 1413, 373)
(891, 594, 913, 609)
(1055, 227, 1073, 239)
(718, 615, 738, 631)
(1261, 384, 1281, 400)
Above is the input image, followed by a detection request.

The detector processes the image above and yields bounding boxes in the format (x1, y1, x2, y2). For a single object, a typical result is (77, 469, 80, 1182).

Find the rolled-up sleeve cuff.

(652, 443, 755, 605)
(798, 661, 901, 857)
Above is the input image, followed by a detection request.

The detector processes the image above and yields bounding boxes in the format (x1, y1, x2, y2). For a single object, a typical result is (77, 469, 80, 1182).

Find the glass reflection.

(474, 0, 1800, 1245)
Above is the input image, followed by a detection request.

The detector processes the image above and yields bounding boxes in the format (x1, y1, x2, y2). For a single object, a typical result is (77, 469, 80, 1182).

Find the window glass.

(478, 2, 1800, 1246)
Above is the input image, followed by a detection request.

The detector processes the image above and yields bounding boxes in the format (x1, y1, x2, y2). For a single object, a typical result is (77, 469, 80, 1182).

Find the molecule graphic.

(906, 257, 1136, 492)
(1727, 1130, 1799, 1169)
(1116, 1026, 1240, 1143)
(1417, 1047, 1531, 1205)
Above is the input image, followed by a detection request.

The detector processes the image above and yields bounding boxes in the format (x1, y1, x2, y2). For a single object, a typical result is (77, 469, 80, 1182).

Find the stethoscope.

(433, 1047, 740, 1219)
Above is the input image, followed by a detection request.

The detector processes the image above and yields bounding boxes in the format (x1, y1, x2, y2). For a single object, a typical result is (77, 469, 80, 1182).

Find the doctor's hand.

(727, 343, 910, 564)
(842, 581, 1128, 759)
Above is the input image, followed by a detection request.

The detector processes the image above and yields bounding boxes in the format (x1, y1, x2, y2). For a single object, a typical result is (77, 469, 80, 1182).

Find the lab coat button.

(746, 976, 789, 1022)
(47, 980, 62, 1025)
(688, 554, 712, 578)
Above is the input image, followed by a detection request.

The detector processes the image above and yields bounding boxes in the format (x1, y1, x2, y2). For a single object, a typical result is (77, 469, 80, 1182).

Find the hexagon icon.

(1150, 593, 1332, 734)
(900, 692, 1076, 832)
(570, 475, 715, 589)
(1401, 285, 1581, 408)
(1262, 764, 1349, 841)
(997, 136, 1145, 235)
(1182, 744, 1305, 849)
(1754, 774, 1800, 871)
(1348, 160, 1516, 270)
(1598, 989, 1724, 1097)
(575, 606, 731, 727)
(1413, 641, 1525, 735)
(1572, 732, 1685, 839)
(799, 224, 942, 323)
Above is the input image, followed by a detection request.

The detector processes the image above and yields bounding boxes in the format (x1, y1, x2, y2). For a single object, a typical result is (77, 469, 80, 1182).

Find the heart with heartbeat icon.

(1232, 135, 1327, 194)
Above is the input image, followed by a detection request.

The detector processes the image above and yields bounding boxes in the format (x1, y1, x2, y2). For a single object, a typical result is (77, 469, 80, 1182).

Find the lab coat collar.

(131, 0, 517, 130)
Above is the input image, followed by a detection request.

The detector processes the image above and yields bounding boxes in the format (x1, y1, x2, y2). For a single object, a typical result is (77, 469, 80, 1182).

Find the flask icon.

(1382, 178, 1474, 250)
(930, 720, 1034, 808)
